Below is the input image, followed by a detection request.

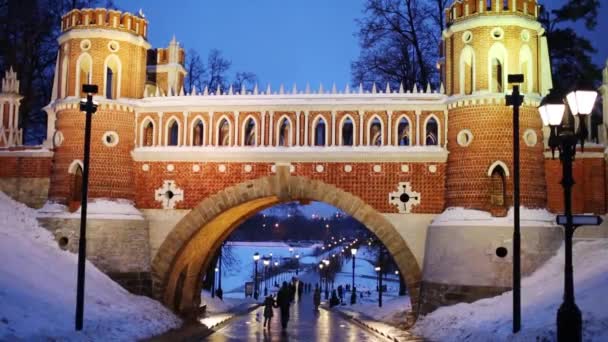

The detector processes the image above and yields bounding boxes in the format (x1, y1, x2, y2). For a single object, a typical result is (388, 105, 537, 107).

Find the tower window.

(369, 117, 382, 146)
(492, 58, 503, 92)
(106, 68, 114, 99)
(314, 118, 326, 146)
(192, 120, 204, 146)
(341, 117, 354, 146)
(490, 165, 507, 207)
(218, 118, 230, 146)
(425, 117, 439, 146)
(104, 55, 121, 99)
(278, 118, 291, 146)
(244, 118, 256, 146)
(397, 117, 410, 146)
(168, 120, 179, 146)
(143, 121, 154, 146)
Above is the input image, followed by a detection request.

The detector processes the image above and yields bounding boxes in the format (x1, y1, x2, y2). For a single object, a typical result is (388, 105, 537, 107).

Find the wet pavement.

(204, 289, 383, 341)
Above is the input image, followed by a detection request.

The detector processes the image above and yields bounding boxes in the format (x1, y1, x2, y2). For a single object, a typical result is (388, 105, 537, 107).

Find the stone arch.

(488, 42, 508, 93)
(215, 115, 232, 146)
(140, 117, 155, 147)
(190, 115, 205, 146)
(366, 115, 384, 146)
(275, 115, 293, 147)
(487, 160, 510, 177)
(151, 170, 422, 321)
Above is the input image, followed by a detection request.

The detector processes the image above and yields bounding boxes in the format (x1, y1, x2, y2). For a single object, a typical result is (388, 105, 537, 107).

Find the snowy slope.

(0, 192, 181, 341)
(414, 240, 608, 341)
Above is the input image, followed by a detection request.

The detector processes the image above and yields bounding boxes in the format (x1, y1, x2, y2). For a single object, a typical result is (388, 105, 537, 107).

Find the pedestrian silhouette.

(337, 285, 344, 304)
(263, 295, 275, 329)
(297, 280, 304, 301)
(313, 286, 321, 311)
(329, 290, 340, 308)
(276, 282, 291, 330)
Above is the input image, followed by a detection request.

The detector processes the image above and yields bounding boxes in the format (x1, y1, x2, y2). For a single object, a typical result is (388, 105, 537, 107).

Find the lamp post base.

(557, 301, 582, 342)
(350, 290, 356, 305)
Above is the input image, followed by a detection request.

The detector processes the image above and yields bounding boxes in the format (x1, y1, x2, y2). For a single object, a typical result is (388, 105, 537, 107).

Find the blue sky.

(115, 0, 605, 88)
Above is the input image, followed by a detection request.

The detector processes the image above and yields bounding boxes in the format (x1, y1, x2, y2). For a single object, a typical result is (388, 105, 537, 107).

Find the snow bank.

(37, 198, 144, 220)
(432, 206, 555, 226)
(414, 240, 608, 341)
(0, 192, 180, 341)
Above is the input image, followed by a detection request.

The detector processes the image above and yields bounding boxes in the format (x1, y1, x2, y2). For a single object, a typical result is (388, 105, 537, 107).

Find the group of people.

(262, 277, 307, 330)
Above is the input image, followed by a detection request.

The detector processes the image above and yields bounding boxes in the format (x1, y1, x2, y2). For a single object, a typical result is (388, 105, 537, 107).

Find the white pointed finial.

(155, 87, 160, 97)
(331, 83, 337, 94)
(358, 83, 363, 94)
(241, 83, 246, 95)
(292, 83, 298, 94)
(440, 82, 445, 94)
(203, 86, 209, 96)
(228, 85, 234, 95)
(345, 84, 350, 94)
(216, 84, 221, 95)
(279, 84, 285, 94)
(179, 86, 185, 96)
(191, 85, 197, 96)
(371, 82, 377, 94)
(426, 83, 431, 93)
(266, 83, 271, 95)
(318, 83, 324, 94)
(386, 82, 391, 94)
(253, 83, 259, 95)
(413, 84, 418, 93)
(305, 82, 311, 94)
(138, 8, 146, 18)
(399, 83, 404, 94)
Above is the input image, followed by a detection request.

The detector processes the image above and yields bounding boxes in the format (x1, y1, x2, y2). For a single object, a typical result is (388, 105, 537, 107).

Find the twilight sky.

(114, 0, 606, 89)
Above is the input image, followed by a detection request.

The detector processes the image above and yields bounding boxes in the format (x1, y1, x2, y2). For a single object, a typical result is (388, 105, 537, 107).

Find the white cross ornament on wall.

(389, 182, 421, 214)
(155, 180, 184, 209)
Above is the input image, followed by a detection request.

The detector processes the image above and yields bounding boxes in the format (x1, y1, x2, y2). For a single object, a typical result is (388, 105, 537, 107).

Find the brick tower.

(442, 0, 553, 215)
(46, 9, 150, 205)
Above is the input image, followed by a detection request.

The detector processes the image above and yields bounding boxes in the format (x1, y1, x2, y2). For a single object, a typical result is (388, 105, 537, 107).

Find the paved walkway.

(204, 288, 382, 341)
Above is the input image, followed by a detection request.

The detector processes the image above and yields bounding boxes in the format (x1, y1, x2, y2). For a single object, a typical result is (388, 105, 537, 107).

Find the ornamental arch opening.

(151, 171, 422, 320)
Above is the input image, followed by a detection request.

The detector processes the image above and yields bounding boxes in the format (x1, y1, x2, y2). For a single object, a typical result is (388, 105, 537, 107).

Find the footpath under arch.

(151, 166, 422, 321)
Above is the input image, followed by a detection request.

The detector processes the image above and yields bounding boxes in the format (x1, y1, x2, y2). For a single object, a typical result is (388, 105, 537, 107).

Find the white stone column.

(331, 110, 336, 146)
(387, 110, 393, 145)
(0, 100, 5, 129)
(415, 110, 421, 146)
(158, 112, 164, 146)
(209, 111, 215, 146)
(13, 102, 20, 130)
(304, 111, 309, 146)
(269, 111, 275, 146)
(296, 111, 301, 146)
(359, 109, 365, 145)
(261, 111, 266, 146)
(234, 111, 240, 146)
(182, 111, 189, 146)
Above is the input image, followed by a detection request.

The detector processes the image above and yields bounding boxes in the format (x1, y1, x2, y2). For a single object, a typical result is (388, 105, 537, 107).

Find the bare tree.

(184, 49, 205, 93)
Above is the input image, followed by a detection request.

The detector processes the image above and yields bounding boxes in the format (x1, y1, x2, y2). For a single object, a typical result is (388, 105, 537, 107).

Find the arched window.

(192, 119, 204, 146)
(490, 165, 507, 207)
(61, 56, 68, 98)
(75, 53, 92, 97)
(243, 117, 256, 146)
(168, 120, 179, 146)
(369, 117, 382, 146)
(491, 58, 503, 92)
(277, 117, 291, 147)
(519, 45, 533, 94)
(104, 55, 121, 99)
(341, 117, 354, 146)
(70, 164, 83, 204)
(143, 121, 154, 147)
(396, 117, 411, 146)
(460, 46, 475, 95)
(488, 43, 507, 93)
(425, 117, 439, 146)
(218, 118, 230, 146)
(314, 118, 327, 146)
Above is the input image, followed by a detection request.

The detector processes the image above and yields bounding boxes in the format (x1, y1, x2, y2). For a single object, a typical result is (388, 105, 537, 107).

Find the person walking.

(337, 285, 344, 304)
(262, 294, 275, 329)
(297, 280, 304, 301)
(289, 280, 296, 302)
(329, 289, 340, 308)
(276, 282, 291, 330)
(313, 285, 321, 311)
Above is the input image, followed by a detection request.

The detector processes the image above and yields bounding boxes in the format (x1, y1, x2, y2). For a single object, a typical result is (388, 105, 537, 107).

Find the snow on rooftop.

(431, 206, 556, 227)
(0, 192, 180, 340)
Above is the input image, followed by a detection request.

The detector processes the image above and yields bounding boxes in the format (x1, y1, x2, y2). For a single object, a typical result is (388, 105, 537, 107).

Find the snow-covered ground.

(0, 192, 181, 341)
(414, 240, 608, 341)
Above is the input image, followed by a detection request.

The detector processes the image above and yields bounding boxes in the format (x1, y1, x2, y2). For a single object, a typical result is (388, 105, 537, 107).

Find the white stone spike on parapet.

(179, 86, 185, 96)
(426, 83, 431, 93)
(399, 82, 405, 94)
(331, 83, 337, 94)
(358, 83, 363, 94)
(266, 84, 271, 95)
(413, 83, 418, 93)
(292, 83, 297, 94)
(279, 84, 285, 94)
(345, 83, 350, 94)
(440, 82, 445, 94)
(144, 89, 149, 97)
(228, 85, 234, 95)
(241, 83, 246, 95)
(191, 85, 197, 96)
(386, 82, 391, 94)
(318, 83, 324, 94)
(155, 87, 160, 97)
(371, 82, 377, 94)
(305, 82, 311, 94)
(203, 86, 209, 96)
(215, 84, 221, 95)
(253, 84, 259, 95)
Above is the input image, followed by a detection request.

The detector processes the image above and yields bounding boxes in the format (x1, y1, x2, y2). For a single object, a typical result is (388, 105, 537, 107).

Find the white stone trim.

(58, 28, 151, 49)
(443, 15, 542, 36)
(68, 159, 84, 174)
(487, 160, 510, 177)
(459, 45, 476, 95)
(488, 42, 509, 93)
(544, 151, 605, 159)
(101, 131, 119, 147)
(131, 146, 449, 163)
(0, 150, 54, 158)
(102, 54, 122, 99)
(519, 44, 534, 94)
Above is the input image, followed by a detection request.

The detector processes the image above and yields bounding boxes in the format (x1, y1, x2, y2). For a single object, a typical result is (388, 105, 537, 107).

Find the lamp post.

(319, 263, 324, 294)
(75, 84, 98, 331)
(212, 267, 218, 297)
(217, 244, 223, 300)
(351, 247, 357, 304)
(274, 261, 279, 287)
(253, 252, 260, 300)
(323, 259, 330, 300)
(506, 74, 524, 333)
(263, 258, 270, 296)
(538, 84, 598, 342)
(375, 266, 382, 307)
(295, 254, 300, 275)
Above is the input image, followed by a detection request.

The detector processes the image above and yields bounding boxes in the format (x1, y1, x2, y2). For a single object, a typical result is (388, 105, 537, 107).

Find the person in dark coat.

(289, 281, 296, 302)
(276, 282, 291, 330)
(297, 281, 304, 301)
(262, 295, 275, 328)
(313, 286, 321, 310)
(337, 285, 344, 304)
(329, 289, 340, 308)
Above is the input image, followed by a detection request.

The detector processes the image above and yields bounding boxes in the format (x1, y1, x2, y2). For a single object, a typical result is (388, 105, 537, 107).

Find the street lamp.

(274, 261, 279, 287)
(375, 266, 382, 308)
(263, 258, 270, 296)
(217, 244, 223, 300)
(253, 252, 260, 300)
(323, 259, 330, 299)
(295, 254, 300, 275)
(212, 267, 218, 298)
(75, 84, 98, 331)
(351, 247, 357, 304)
(319, 263, 324, 294)
(538, 84, 598, 342)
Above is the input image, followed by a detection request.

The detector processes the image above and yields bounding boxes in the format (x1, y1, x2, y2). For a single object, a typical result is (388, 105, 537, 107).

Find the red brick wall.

(545, 155, 606, 214)
(0, 156, 52, 178)
(134, 162, 446, 214)
(446, 104, 546, 210)
(49, 107, 135, 202)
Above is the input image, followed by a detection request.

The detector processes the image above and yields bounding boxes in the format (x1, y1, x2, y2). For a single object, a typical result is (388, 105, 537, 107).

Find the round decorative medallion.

(192, 164, 201, 172)
(101, 131, 119, 147)
(80, 39, 91, 51)
(491, 27, 504, 40)
(373, 165, 382, 173)
(428, 165, 437, 173)
(142, 164, 150, 172)
(108, 40, 120, 52)
(344, 165, 352, 173)
(315, 164, 324, 173)
(401, 164, 410, 173)
(457, 129, 473, 147)
(218, 164, 226, 173)
(244, 164, 253, 173)
(462, 31, 473, 44)
(523, 129, 538, 147)
(166, 164, 175, 172)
